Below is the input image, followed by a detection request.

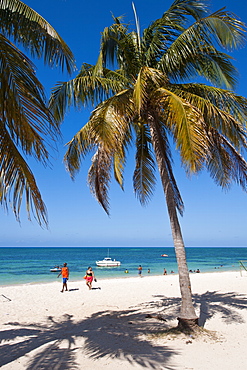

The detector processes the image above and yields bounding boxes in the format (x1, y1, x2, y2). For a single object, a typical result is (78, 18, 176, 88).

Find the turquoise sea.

(0, 246, 247, 286)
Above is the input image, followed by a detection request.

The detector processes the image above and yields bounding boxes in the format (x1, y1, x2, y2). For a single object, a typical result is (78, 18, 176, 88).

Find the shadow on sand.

(0, 290, 247, 369)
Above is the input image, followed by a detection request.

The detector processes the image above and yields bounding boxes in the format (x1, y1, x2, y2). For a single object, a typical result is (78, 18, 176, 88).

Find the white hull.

(50, 268, 61, 272)
(96, 257, 121, 267)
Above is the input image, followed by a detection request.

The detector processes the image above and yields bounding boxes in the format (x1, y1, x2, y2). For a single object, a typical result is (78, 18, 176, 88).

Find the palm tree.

(49, 0, 247, 330)
(0, 0, 75, 226)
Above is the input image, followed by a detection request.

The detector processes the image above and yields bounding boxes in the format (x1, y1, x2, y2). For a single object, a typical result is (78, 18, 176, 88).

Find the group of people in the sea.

(189, 269, 201, 273)
(125, 266, 176, 276)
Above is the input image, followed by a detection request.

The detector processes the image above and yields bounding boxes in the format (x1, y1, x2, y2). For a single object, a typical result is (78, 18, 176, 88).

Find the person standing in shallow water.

(58, 263, 69, 292)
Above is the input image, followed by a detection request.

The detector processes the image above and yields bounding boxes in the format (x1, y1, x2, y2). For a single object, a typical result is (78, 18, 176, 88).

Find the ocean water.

(0, 246, 246, 286)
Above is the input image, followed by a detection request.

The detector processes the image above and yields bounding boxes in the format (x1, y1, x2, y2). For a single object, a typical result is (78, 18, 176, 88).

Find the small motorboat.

(161, 254, 168, 257)
(50, 266, 61, 272)
(96, 257, 121, 267)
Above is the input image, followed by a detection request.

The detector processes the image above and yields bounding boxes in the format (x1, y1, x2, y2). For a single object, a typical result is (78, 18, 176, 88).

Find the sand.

(1, 270, 247, 369)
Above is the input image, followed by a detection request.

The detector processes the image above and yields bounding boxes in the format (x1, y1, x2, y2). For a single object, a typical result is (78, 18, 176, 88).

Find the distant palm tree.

(0, 0, 75, 226)
(50, 0, 247, 329)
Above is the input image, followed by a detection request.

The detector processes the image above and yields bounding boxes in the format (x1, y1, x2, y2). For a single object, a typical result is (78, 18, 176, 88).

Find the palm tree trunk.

(149, 117, 198, 330)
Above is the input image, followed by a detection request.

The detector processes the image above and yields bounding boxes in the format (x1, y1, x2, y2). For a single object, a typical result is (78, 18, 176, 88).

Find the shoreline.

(0, 266, 242, 288)
(1, 270, 247, 369)
(1, 246, 246, 288)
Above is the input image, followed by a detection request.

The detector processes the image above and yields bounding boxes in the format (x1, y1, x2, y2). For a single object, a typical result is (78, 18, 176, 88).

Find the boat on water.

(96, 257, 121, 267)
(50, 266, 61, 272)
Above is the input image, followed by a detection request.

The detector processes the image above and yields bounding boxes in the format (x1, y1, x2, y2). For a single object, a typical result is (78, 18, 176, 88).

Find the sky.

(1, 0, 247, 247)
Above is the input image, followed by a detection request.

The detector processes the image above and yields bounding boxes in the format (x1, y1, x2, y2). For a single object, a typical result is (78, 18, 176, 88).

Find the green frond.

(0, 0, 75, 73)
(141, 0, 208, 66)
(49, 63, 130, 122)
(162, 0, 208, 25)
(171, 83, 247, 147)
(158, 13, 241, 88)
(0, 122, 48, 226)
(133, 122, 156, 205)
(65, 89, 133, 184)
(154, 87, 208, 172)
(0, 34, 59, 162)
(207, 131, 247, 191)
(64, 123, 96, 179)
(199, 8, 246, 51)
(100, 19, 141, 77)
(100, 19, 129, 67)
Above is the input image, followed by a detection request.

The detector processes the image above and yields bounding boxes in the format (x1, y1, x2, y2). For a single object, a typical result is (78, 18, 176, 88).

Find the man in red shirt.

(58, 263, 69, 292)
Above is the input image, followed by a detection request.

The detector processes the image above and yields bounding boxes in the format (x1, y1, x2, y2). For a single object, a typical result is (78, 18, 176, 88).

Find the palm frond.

(171, 83, 247, 147)
(65, 89, 133, 188)
(207, 130, 247, 191)
(133, 66, 168, 114)
(162, 0, 208, 25)
(199, 8, 246, 51)
(154, 87, 208, 172)
(0, 122, 48, 226)
(0, 0, 75, 73)
(133, 67, 149, 115)
(141, 0, 208, 66)
(49, 63, 129, 122)
(133, 122, 156, 205)
(0, 34, 59, 163)
(64, 123, 96, 179)
(113, 150, 125, 189)
(88, 147, 112, 215)
(158, 12, 242, 88)
(100, 19, 141, 77)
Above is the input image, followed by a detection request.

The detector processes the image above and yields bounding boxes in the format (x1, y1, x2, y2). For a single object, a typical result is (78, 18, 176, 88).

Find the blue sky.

(1, 0, 247, 247)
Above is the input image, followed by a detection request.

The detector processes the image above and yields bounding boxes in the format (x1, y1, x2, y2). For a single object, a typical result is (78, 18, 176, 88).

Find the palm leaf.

(0, 34, 59, 162)
(207, 130, 247, 191)
(0, 0, 75, 73)
(0, 122, 48, 226)
(88, 147, 112, 215)
(171, 83, 247, 147)
(154, 87, 208, 172)
(49, 63, 129, 122)
(133, 122, 156, 205)
(158, 14, 242, 88)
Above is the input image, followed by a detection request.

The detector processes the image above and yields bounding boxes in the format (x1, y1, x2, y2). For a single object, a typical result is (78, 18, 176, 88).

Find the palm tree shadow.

(150, 290, 247, 327)
(1, 290, 246, 369)
(0, 311, 176, 369)
(194, 291, 247, 327)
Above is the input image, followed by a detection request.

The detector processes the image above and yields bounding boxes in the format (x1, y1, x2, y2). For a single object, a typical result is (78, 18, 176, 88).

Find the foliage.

(0, 0, 75, 226)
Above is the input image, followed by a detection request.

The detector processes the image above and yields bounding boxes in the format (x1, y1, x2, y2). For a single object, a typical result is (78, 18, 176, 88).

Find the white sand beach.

(1, 270, 247, 369)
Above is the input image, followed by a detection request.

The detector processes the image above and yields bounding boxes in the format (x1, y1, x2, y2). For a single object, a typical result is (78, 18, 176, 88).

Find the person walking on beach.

(58, 263, 69, 292)
(138, 265, 143, 277)
(85, 266, 95, 290)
